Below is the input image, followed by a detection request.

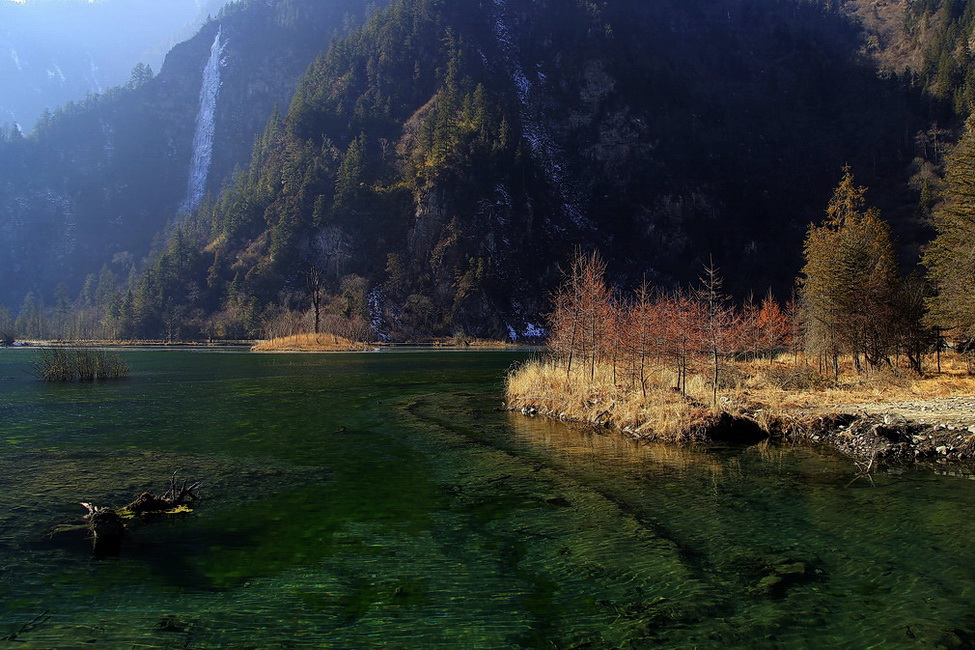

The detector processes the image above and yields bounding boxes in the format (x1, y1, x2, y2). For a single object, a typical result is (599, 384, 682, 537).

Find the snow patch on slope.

(47, 62, 66, 83)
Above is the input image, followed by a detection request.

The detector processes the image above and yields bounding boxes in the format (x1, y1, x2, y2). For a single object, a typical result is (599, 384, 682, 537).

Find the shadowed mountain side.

(0, 0, 962, 341)
(131, 0, 947, 340)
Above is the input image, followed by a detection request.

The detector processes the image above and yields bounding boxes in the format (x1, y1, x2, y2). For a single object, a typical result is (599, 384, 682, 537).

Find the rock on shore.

(775, 413, 975, 462)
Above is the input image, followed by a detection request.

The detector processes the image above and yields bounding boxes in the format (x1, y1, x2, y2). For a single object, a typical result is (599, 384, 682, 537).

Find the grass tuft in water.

(32, 348, 130, 382)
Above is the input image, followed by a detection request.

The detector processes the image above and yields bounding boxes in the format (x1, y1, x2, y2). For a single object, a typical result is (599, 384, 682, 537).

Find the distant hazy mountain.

(0, 0, 232, 130)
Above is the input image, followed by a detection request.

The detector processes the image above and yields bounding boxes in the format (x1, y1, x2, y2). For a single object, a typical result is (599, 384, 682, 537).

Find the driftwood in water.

(79, 502, 125, 555)
(126, 492, 170, 514)
(126, 470, 202, 514)
(75, 470, 202, 554)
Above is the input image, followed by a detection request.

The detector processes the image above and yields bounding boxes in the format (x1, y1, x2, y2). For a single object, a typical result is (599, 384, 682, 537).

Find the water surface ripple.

(0, 349, 972, 647)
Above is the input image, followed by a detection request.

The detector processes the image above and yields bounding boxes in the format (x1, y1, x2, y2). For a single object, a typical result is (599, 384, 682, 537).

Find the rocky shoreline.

(774, 412, 975, 463)
(514, 402, 975, 465)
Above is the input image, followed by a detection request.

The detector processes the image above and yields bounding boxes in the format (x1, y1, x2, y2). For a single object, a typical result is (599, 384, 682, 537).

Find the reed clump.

(33, 348, 130, 382)
(251, 332, 369, 352)
(505, 357, 708, 440)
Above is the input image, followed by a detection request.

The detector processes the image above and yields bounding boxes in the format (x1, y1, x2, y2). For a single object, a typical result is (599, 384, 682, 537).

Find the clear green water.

(0, 349, 974, 647)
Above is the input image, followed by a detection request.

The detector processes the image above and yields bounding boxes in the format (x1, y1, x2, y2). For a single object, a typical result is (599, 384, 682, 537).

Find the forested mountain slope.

(0, 0, 382, 313)
(2, 0, 971, 341)
(847, 0, 975, 114)
(129, 0, 949, 340)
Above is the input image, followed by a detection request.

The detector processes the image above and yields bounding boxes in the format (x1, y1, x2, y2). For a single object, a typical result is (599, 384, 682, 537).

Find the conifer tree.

(333, 134, 367, 218)
(801, 168, 900, 373)
(923, 119, 975, 339)
(0, 305, 13, 345)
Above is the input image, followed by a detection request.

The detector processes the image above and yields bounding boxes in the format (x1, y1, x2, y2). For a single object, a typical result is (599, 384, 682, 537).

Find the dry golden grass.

(505, 357, 712, 440)
(506, 352, 975, 438)
(251, 333, 369, 352)
(733, 353, 975, 413)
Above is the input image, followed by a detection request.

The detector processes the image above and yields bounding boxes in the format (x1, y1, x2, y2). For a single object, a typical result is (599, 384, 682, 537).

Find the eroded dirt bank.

(515, 397, 975, 464)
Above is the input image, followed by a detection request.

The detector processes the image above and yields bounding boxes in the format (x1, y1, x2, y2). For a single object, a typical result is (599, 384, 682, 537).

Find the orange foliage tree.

(546, 251, 793, 400)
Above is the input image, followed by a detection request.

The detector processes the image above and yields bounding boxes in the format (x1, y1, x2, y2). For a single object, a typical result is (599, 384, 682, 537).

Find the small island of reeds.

(33, 348, 130, 382)
(251, 333, 369, 352)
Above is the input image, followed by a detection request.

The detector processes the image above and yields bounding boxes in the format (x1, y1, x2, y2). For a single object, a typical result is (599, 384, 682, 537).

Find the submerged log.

(126, 491, 171, 514)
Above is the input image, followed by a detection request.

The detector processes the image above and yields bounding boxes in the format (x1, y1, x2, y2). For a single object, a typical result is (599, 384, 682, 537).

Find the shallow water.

(0, 348, 974, 647)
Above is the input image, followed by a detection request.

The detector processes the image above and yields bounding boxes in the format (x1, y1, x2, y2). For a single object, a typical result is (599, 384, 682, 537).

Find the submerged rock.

(750, 559, 810, 598)
(544, 495, 572, 507)
(774, 562, 807, 577)
(694, 411, 768, 445)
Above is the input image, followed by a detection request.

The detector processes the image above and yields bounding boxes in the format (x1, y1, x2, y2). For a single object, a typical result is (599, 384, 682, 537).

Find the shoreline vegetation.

(504, 248, 975, 466)
(505, 353, 975, 462)
(250, 332, 522, 351)
(4, 339, 256, 348)
(0, 335, 522, 352)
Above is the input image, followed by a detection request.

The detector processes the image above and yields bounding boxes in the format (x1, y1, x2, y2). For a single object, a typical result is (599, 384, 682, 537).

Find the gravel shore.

(777, 397, 975, 463)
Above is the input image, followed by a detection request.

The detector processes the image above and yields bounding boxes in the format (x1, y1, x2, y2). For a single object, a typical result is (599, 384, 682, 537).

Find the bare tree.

(623, 281, 661, 399)
(305, 265, 327, 335)
(658, 289, 703, 396)
(548, 250, 612, 381)
(697, 261, 735, 407)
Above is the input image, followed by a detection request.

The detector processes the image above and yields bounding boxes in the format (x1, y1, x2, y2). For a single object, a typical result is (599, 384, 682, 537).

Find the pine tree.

(127, 63, 154, 89)
(924, 119, 975, 339)
(801, 168, 900, 373)
(333, 133, 367, 218)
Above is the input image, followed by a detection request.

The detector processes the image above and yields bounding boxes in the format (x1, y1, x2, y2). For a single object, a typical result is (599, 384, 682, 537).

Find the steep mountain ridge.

(0, 0, 383, 312)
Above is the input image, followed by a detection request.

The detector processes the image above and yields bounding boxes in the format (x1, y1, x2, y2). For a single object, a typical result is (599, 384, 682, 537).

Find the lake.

(0, 348, 974, 647)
